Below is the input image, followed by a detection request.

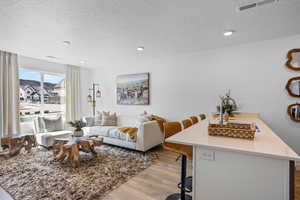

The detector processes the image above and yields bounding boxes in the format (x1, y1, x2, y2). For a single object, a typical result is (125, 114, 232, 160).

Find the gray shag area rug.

(0, 145, 158, 200)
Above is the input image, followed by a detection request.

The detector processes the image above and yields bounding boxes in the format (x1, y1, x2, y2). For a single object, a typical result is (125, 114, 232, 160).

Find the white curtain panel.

(66, 65, 81, 122)
(0, 51, 20, 139)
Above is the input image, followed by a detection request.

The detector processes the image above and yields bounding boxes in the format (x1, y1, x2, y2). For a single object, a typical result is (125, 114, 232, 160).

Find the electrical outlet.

(199, 149, 215, 161)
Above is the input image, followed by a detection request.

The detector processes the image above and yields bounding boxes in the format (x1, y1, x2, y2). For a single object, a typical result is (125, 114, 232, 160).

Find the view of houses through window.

(19, 68, 66, 118)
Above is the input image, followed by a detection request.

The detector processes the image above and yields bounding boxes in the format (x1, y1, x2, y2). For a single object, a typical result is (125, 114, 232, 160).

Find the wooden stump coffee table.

(52, 135, 103, 167)
(0, 134, 37, 158)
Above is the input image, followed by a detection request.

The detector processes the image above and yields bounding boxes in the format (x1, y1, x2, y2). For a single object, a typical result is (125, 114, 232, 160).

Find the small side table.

(0, 134, 37, 157)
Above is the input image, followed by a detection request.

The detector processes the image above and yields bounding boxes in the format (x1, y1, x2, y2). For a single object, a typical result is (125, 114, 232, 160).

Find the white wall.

(92, 35, 300, 153)
(19, 56, 92, 117)
(80, 67, 93, 116)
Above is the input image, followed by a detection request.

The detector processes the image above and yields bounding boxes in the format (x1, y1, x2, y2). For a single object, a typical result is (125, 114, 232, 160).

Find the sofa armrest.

(136, 121, 164, 152)
(36, 131, 72, 147)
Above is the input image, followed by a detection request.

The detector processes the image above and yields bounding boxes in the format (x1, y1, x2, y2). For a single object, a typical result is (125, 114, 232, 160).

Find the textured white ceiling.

(0, 0, 300, 68)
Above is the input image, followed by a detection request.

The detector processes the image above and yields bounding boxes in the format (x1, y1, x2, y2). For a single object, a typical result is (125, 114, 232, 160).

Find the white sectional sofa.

(20, 113, 164, 151)
(82, 115, 164, 152)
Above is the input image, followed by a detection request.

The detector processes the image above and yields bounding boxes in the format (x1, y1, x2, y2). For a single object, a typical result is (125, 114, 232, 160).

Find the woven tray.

(208, 122, 256, 140)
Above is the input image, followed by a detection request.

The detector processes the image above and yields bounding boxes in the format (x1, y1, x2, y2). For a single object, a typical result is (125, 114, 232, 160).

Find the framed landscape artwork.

(116, 73, 150, 105)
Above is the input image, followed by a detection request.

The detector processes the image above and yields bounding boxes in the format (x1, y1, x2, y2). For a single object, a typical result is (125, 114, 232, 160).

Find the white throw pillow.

(83, 117, 95, 127)
(134, 111, 152, 127)
(140, 111, 152, 121)
(38, 115, 63, 132)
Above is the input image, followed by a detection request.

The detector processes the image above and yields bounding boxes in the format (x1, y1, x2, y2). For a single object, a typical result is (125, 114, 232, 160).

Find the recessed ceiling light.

(137, 46, 145, 51)
(63, 41, 71, 46)
(80, 60, 85, 64)
(223, 30, 235, 37)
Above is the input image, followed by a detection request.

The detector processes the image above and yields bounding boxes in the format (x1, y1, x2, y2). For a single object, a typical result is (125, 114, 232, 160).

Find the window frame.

(19, 68, 66, 116)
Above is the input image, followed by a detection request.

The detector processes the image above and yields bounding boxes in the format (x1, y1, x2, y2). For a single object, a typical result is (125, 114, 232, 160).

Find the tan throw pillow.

(101, 111, 117, 126)
(94, 111, 102, 126)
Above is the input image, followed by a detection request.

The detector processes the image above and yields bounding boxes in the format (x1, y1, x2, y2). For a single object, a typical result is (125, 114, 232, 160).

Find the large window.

(19, 68, 65, 118)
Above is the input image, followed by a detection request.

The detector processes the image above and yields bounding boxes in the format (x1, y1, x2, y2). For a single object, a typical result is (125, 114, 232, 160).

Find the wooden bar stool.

(181, 119, 194, 194)
(182, 119, 193, 129)
(163, 122, 193, 200)
(190, 116, 199, 124)
(199, 113, 206, 120)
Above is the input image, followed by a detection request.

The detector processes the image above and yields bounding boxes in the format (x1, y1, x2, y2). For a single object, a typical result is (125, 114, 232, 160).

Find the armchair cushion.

(43, 116, 64, 132)
(38, 115, 63, 132)
(83, 126, 116, 137)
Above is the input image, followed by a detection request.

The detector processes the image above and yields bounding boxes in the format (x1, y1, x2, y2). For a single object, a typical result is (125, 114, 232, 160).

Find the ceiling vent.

(237, 0, 279, 11)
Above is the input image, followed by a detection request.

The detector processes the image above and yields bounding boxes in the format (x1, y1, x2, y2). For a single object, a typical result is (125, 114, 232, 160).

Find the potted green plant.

(68, 120, 87, 137)
(217, 90, 238, 117)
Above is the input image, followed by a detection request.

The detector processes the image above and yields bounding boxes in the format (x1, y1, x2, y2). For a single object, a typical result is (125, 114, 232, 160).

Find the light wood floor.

(104, 146, 192, 200)
(1, 146, 300, 200)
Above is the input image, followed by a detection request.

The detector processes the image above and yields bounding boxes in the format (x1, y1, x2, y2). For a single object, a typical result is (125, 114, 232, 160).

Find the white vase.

(73, 129, 84, 137)
(224, 113, 229, 122)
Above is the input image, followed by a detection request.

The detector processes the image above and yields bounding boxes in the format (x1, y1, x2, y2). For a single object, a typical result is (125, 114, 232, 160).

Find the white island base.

(193, 146, 294, 200)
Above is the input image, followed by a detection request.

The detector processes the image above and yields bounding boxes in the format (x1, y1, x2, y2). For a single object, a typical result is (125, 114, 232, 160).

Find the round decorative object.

(73, 129, 84, 137)
(287, 103, 300, 122)
(285, 77, 300, 98)
(286, 49, 300, 71)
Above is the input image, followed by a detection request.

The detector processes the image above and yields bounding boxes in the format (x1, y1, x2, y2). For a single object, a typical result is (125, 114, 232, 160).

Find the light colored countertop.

(166, 115, 300, 161)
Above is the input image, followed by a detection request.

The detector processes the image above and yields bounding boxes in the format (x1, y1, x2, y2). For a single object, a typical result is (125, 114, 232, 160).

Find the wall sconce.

(96, 89, 101, 98)
(87, 94, 92, 103)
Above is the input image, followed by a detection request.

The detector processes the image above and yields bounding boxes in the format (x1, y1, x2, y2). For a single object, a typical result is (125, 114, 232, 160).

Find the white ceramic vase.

(73, 129, 84, 137)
